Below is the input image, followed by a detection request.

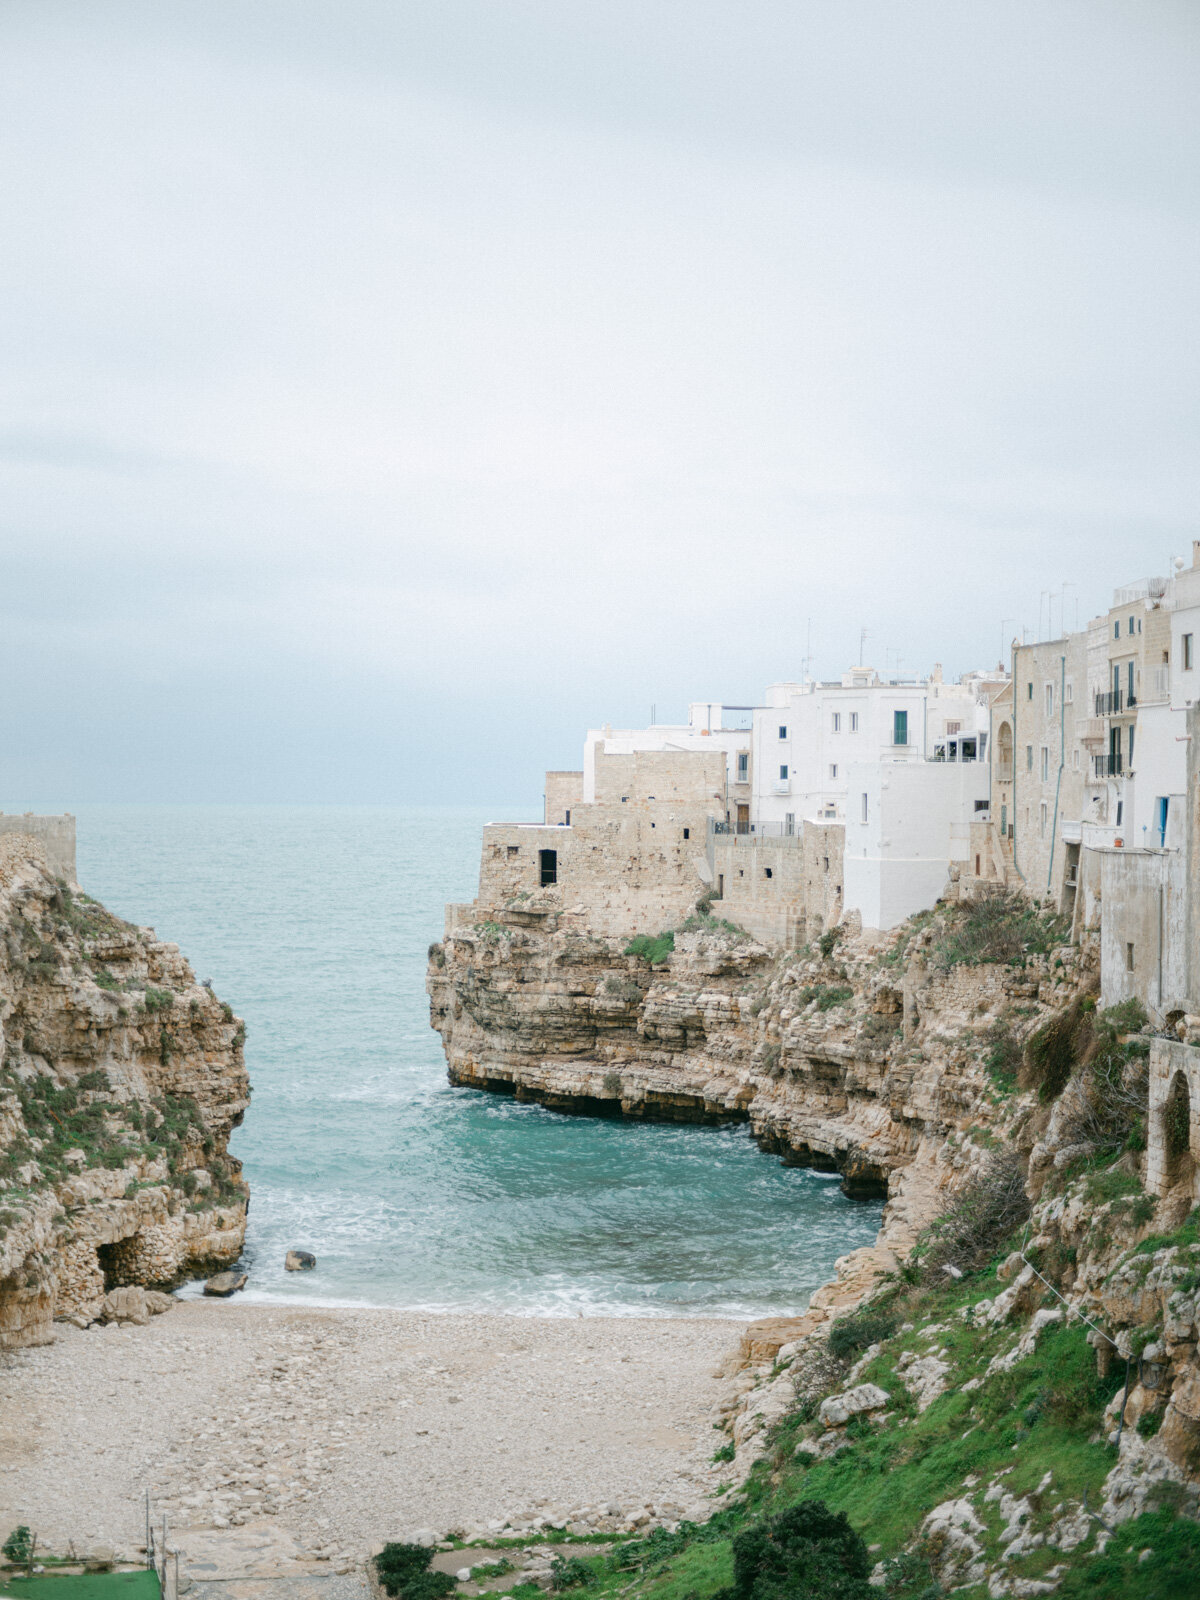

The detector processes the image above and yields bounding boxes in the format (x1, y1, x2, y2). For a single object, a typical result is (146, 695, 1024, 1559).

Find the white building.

(843, 761, 991, 931)
(749, 667, 991, 830)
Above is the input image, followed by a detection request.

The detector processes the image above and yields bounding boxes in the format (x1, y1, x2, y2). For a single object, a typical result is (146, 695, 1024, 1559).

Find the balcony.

(1095, 689, 1124, 716)
(1093, 753, 1123, 778)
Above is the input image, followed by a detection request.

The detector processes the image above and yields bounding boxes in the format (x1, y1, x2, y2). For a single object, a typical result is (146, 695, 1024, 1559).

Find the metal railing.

(1095, 689, 1124, 716)
(711, 819, 800, 840)
(1093, 753, 1123, 777)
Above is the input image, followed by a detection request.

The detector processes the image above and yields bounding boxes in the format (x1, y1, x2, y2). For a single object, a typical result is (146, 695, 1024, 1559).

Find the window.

(785, 812, 795, 834)
(850, 712, 859, 732)
(830, 764, 838, 779)
(831, 712, 841, 732)
(778, 724, 788, 739)
(861, 792, 869, 822)
(507, 845, 519, 857)
(822, 856, 829, 870)
(764, 867, 773, 879)
(1128, 615, 1135, 635)
(682, 827, 690, 840)
(1186, 634, 1194, 671)
(1116, 799, 1124, 825)
(539, 849, 557, 886)
(1072, 749, 1079, 770)
(1026, 745, 1033, 771)
(1126, 941, 1135, 972)
(1027, 682, 1034, 699)
(1045, 684, 1054, 717)
(1113, 620, 1120, 640)
(1128, 725, 1136, 767)
(1039, 802, 1047, 838)
(1128, 660, 1135, 702)
(564, 809, 571, 825)
(1040, 747, 1049, 781)
(779, 764, 788, 780)
(736, 752, 749, 781)
(893, 709, 908, 746)
(946, 720, 961, 736)
(1065, 681, 1073, 703)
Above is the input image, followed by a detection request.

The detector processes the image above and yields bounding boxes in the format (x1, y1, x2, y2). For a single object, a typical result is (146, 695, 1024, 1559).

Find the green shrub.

(625, 932, 675, 964)
(915, 1149, 1029, 1279)
(142, 987, 174, 1014)
(1137, 1409, 1164, 1439)
(374, 1543, 456, 1600)
(827, 1308, 897, 1361)
(1023, 998, 1090, 1101)
(798, 984, 854, 1012)
(550, 1556, 596, 1591)
(935, 890, 1069, 969)
(721, 1502, 873, 1600)
(818, 927, 844, 960)
(981, 1015, 1023, 1093)
(2, 1527, 32, 1564)
(712, 1441, 736, 1463)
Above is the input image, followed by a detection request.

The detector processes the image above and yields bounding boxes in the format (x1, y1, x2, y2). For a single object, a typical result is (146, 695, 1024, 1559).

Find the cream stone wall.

(709, 822, 844, 948)
(544, 771, 584, 825)
(472, 748, 727, 940)
(0, 814, 75, 881)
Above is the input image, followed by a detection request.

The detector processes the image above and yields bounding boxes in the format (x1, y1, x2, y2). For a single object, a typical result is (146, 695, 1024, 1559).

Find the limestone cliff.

(0, 834, 249, 1347)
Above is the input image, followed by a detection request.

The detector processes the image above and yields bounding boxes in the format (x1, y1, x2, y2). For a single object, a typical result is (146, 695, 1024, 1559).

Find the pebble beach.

(4, 1301, 740, 1574)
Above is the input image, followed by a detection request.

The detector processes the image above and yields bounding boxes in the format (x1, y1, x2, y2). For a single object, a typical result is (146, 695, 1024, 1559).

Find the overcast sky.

(3, 1, 1199, 807)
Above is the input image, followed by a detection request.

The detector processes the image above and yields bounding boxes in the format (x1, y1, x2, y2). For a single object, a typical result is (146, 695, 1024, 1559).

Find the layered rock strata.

(0, 833, 249, 1346)
(428, 907, 1091, 1332)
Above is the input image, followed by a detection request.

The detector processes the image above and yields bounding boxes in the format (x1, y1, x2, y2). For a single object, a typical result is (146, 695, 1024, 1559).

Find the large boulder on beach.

(285, 1249, 316, 1271)
(101, 1287, 149, 1325)
(203, 1271, 248, 1298)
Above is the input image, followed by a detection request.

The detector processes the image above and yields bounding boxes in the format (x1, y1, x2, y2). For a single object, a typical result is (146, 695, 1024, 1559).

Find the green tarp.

(0, 1571, 161, 1600)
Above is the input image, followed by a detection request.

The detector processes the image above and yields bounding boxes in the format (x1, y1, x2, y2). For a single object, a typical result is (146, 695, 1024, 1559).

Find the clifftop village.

(454, 547, 1200, 1032)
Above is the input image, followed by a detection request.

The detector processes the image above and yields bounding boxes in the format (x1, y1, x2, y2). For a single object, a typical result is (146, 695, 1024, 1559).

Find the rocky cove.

(5, 812, 1200, 1599)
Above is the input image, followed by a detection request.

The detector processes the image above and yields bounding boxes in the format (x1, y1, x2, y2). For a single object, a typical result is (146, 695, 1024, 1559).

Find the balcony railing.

(711, 819, 800, 841)
(1093, 753, 1123, 777)
(1095, 689, 1124, 716)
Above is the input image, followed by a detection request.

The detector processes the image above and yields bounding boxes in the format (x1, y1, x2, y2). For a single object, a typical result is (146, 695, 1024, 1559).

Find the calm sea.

(64, 806, 881, 1318)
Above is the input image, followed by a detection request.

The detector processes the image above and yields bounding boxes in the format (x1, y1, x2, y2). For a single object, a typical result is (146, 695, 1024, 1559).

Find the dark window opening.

(764, 867, 773, 879)
(539, 849, 558, 886)
(507, 845, 519, 858)
(682, 827, 690, 839)
(564, 809, 570, 826)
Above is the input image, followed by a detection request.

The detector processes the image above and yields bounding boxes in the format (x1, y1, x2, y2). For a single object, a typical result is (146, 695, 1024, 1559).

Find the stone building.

(0, 814, 76, 881)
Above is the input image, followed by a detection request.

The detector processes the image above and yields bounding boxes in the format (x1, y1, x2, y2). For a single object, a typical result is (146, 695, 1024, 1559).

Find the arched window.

(997, 721, 1014, 781)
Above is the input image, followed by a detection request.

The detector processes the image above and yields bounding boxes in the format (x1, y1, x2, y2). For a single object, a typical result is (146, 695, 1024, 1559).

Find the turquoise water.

(68, 806, 882, 1318)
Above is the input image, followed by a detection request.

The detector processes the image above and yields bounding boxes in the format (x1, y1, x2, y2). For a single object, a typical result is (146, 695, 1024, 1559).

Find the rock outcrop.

(428, 905, 1089, 1327)
(0, 833, 249, 1347)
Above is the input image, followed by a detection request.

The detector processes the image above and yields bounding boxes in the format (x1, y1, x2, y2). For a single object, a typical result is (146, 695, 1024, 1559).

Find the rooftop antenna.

(805, 616, 812, 680)
(859, 627, 868, 667)
(650, 703, 656, 725)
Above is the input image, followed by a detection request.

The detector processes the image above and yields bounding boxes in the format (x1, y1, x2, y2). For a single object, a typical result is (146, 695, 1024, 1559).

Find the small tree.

(721, 1503, 873, 1600)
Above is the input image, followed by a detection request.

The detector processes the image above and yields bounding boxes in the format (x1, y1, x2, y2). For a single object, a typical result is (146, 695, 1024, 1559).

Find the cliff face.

(0, 835, 249, 1348)
(428, 901, 1091, 1319)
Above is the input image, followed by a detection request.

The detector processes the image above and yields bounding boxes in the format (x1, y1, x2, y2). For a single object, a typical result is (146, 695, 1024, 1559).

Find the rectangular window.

(1072, 749, 1079, 770)
(682, 827, 690, 840)
(1039, 802, 1047, 838)
(1126, 941, 1135, 972)
(1065, 681, 1073, 703)
(850, 712, 859, 732)
(1114, 620, 1120, 639)
(1027, 682, 1034, 699)
(861, 793, 869, 822)
(946, 720, 960, 736)
(831, 712, 841, 732)
(1128, 660, 1135, 702)
(1185, 634, 1195, 671)
(539, 848, 557, 886)
(1116, 799, 1124, 825)
(507, 845, 519, 857)
(1129, 615, 1135, 635)
(736, 752, 749, 781)
(779, 764, 788, 780)
(1045, 684, 1054, 717)
(1040, 747, 1049, 781)
(893, 709, 908, 746)
(1026, 745, 1033, 771)
(785, 812, 795, 835)
(778, 725, 787, 739)
(829, 764, 838, 779)
(1128, 725, 1135, 767)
